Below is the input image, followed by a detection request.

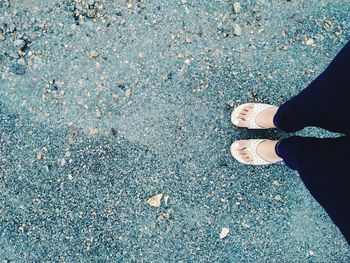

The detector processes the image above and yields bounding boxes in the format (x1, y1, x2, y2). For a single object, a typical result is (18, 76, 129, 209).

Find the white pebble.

(233, 24, 242, 36)
(233, 2, 241, 14)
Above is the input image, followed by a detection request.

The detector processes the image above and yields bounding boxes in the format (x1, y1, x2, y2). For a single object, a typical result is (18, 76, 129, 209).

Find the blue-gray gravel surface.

(0, 0, 350, 262)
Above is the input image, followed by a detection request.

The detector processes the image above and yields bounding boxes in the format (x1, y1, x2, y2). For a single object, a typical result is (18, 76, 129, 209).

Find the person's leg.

(273, 41, 350, 134)
(276, 136, 350, 244)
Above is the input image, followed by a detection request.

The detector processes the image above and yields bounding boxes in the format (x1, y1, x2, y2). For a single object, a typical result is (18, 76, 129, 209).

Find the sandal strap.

(248, 103, 276, 129)
(248, 139, 270, 165)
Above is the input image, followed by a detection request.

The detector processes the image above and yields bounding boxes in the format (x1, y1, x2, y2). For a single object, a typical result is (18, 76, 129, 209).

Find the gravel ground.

(1, 0, 350, 262)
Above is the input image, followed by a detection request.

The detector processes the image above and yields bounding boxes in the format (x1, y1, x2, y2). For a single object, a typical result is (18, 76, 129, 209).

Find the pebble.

(89, 50, 99, 57)
(36, 151, 44, 160)
(226, 100, 235, 108)
(233, 2, 241, 14)
(274, 194, 282, 201)
(233, 24, 242, 36)
(305, 38, 314, 46)
(14, 39, 26, 49)
(10, 63, 27, 75)
(60, 158, 66, 166)
(17, 58, 26, 65)
(220, 227, 230, 239)
(125, 88, 132, 98)
(89, 127, 99, 135)
(242, 222, 250, 229)
(146, 193, 163, 207)
(185, 37, 192, 43)
(272, 180, 280, 186)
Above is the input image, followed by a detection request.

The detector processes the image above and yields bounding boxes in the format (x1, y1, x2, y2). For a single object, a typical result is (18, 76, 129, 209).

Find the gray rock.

(10, 63, 26, 75)
(8, 49, 19, 59)
(14, 39, 26, 49)
(17, 58, 26, 65)
(233, 2, 241, 14)
(233, 23, 242, 36)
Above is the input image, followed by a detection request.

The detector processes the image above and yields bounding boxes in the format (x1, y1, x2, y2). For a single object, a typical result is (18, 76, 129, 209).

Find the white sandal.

(231, 103, 277, 129)
(230, 139, 279, 166)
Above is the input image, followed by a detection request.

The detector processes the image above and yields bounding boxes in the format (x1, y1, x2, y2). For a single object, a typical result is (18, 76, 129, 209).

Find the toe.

(238, 140, 251, 149)
(243, 104, 254, 111)
(234, 140, 250, 152)
(234, 140, 247, 149)
(238, 149, 247, 155)
(243, 106, 250, 112)
(233, 118, 247, 127)
(242, 154, 253, 163)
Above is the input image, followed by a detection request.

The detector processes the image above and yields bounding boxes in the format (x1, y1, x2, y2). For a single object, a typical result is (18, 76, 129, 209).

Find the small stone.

(14, 39, 26, 49)
(10, 64, 26, 75)
(146, 193, 163, 207)
(324, 20, 332, 28)
(89, 127, 99, 135)
(164, 195, 169, 206)
(89, 50, 99, 57)
(181, 0, 188, 4)
(272, 180, 279, 186)
(127, 3, 133, 9)
(60, 158, 66, 166)
(125, 88, 132, 98)
(36, 151, 44, 160)
(274, 194, 282, 201)
(184, 59, 191, 65)
(233, 2, 241, 14)
(220, 227, 230, 239)
(242, 222, 250, 229)
(185, 37, 192, 43)
(177, 53, 185, 59)
(305, 38, 314, 46)
(233, 24, 241, 36)
(17, 58, 26, 65)
(19, 224, 25, 232)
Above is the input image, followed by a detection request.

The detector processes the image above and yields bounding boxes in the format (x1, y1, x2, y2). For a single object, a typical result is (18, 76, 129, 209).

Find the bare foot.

(232, 139, 282, 164)
(233, 103, 278, 129)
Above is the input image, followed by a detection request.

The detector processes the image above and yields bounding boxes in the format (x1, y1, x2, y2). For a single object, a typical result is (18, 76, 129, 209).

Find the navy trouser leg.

(276, 136, 350, 244)
(273, 41, 350, 134)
